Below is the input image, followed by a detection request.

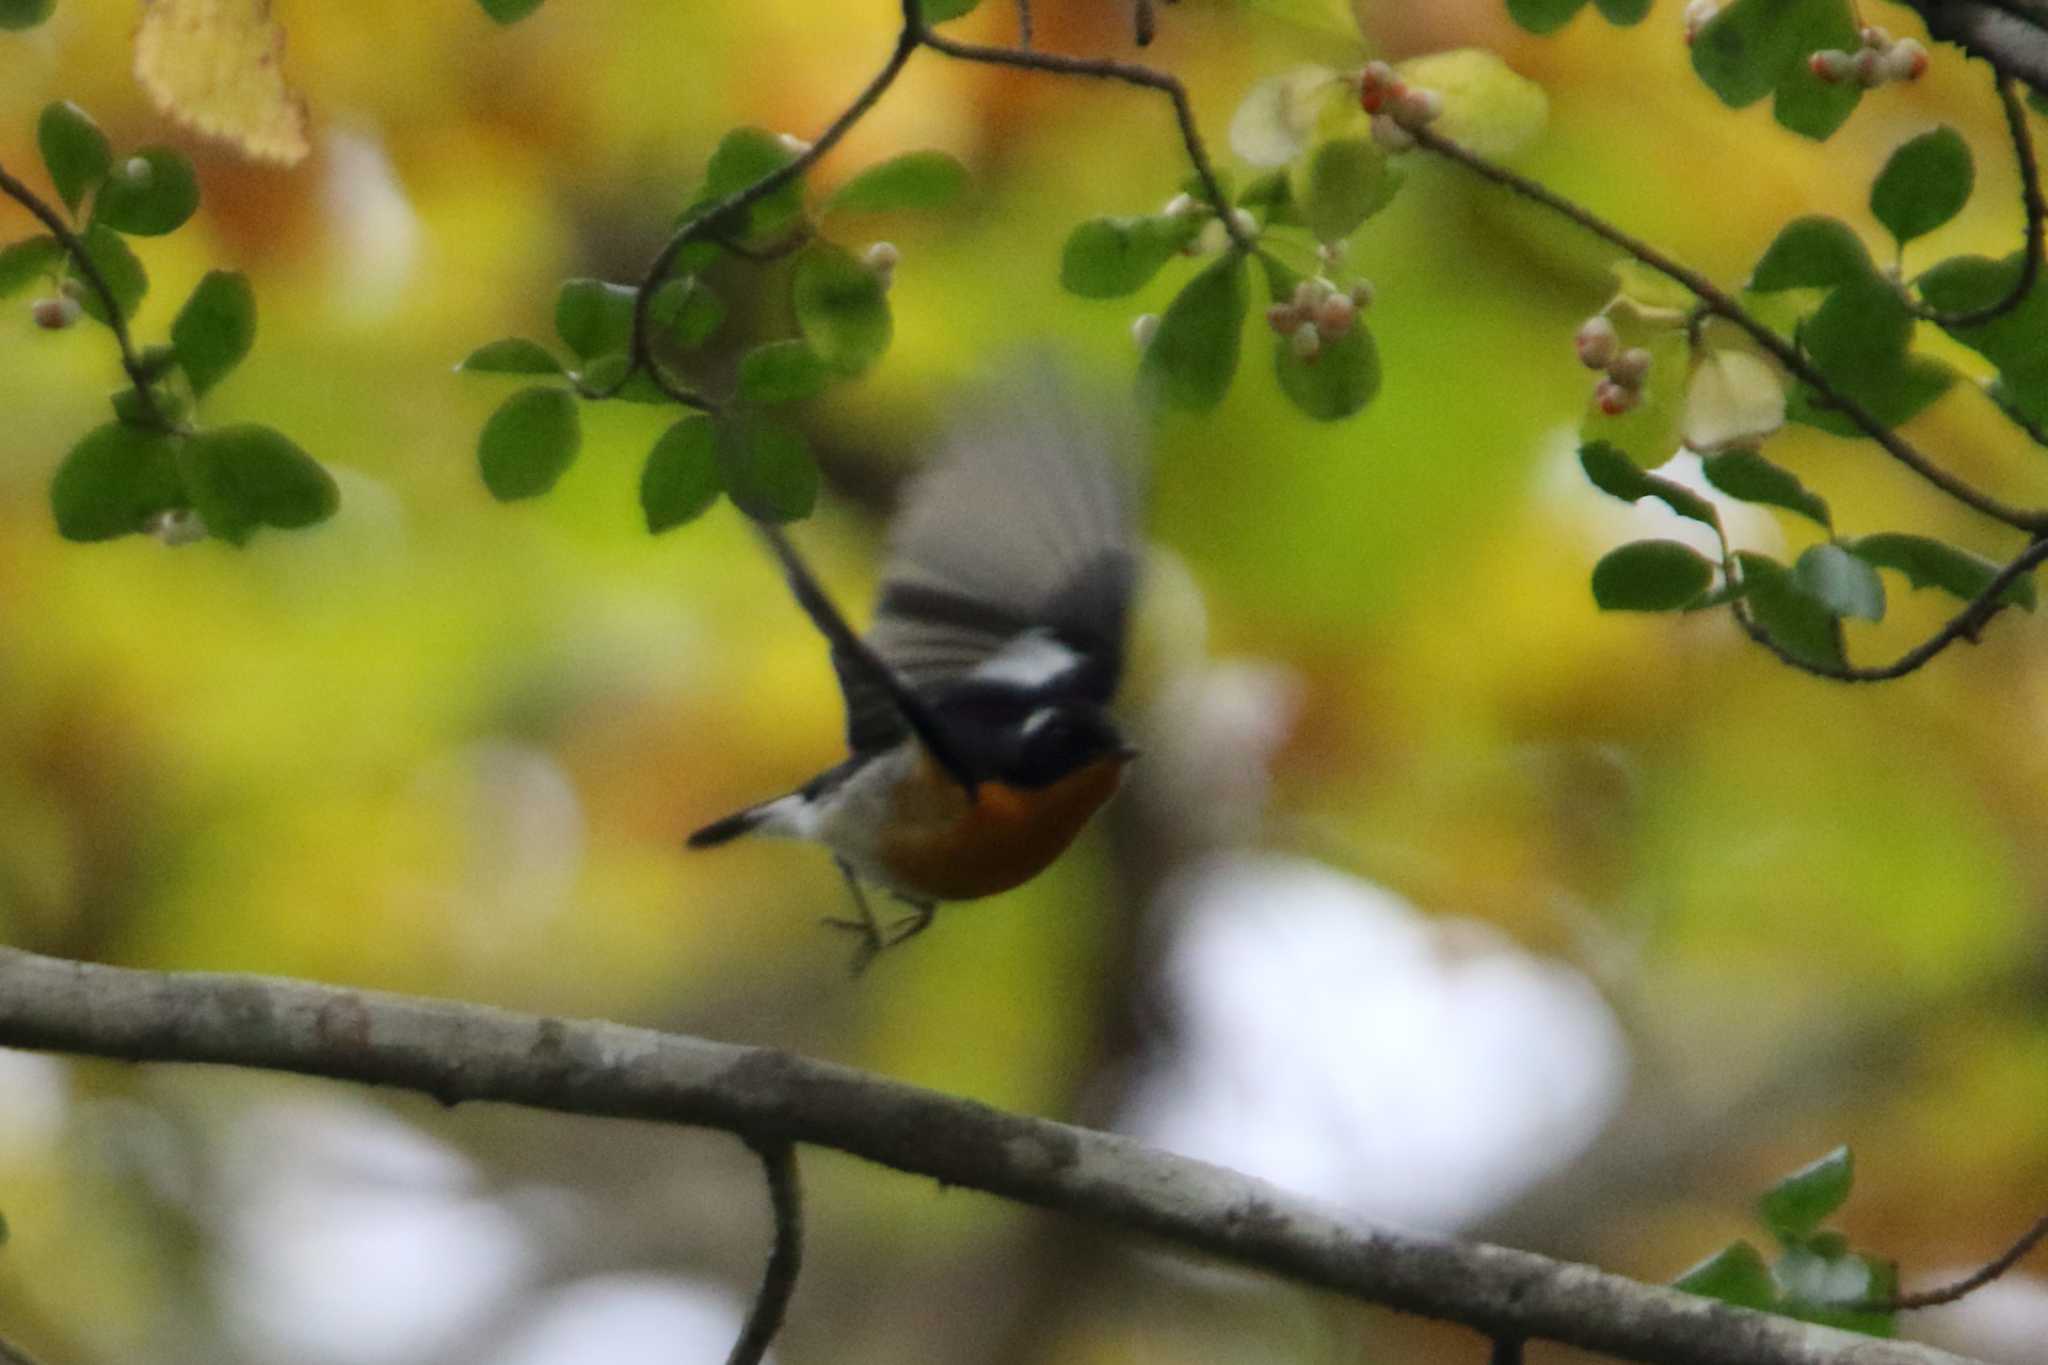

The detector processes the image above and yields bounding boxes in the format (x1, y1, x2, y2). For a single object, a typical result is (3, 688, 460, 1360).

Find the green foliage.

(1791, 275, 1951, 432)
(825, 151, 968, 216)
(37, 101, 109, 215)
(179, 425, 339, 545)
(1747, 216, 1872, 292)
(739, 340, 831, 404)
(1274, 323, 1379, 420)
(72, 222, 146, 325)
(477, 0, 544, 21)
(1919, 252, 2048, 427)
(1791, 543, 1884, 621)
(1577, 441, 1720, 529)
(0, 0, 53, 30)
(1701, 448, 1829, 527)
(1673, 1242, 1776, 1311)
(554, 278, 637, 363)
(459, 338, 564, 375)
(0, 236, 62, 299)
(1505, 0, 1647, 33)
(701, 127, 805, 240)
(650, 277, 724, 349)
(1735, 551, 1845, 668)
(1846, 534, 2036, 610)
(717, 414, 818, 522)
(917, 0, 981, 20)
(641, 416, 723, 532)
(91, 147, 200, 236)
(172, 271, 257, 398)
(1689, 0, 1860, 140)
(49, 423, 185, 541)
(1298, 138, 1401, 244)
(1591, 540, 1714, 611)
(1870, 127, 1972, 248)
(478, 386, 580, 501)
(1060, 215, 1201, 298)
(1140, 251, 1248, 412)
(1758, 1146, 1854, 1240)
(792, 242, 891, 375)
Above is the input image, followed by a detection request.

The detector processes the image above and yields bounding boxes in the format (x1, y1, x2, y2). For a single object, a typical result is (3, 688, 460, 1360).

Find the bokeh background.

(4, 1, 2048, 1361)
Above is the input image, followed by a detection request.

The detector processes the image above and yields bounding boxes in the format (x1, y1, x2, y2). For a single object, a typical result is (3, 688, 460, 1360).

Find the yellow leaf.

(1395, 49, 1548, 160)
(134, 0, 311, 167)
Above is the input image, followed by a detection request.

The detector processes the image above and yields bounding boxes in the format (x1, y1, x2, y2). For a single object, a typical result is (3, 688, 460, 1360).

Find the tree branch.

(1908, 77, 2042, 330)
(0, 946, 1993, 1365)
(1900, 1, 2048, 94)
(1881, 1209, 2048, 1311)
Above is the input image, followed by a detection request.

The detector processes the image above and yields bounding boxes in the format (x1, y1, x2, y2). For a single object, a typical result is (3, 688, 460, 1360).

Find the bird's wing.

(840, 363, 1142, 753)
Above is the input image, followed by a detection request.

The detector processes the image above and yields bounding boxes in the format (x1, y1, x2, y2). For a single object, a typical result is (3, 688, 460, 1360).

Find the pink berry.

(1316, 292, 1356, 340)
(30, 296, 79, 330)
(1266, 303, 1303, 334)
(1594, 379, 1637, 416)
(1608, 346, 1653, 389)
(1290, 320, 1321, 361)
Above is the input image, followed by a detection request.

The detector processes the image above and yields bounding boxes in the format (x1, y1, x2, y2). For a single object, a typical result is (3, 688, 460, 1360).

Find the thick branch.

(727, 1140, 802, 1365)
(1901, 1, 2048, 94)
(0, 946, 1989, 1365)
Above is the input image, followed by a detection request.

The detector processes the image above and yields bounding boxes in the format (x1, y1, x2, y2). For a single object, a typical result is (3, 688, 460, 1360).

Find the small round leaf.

(1757, 1146, 1854, 1243)
(1059, 215, 1199, 299)
(0, 236, 63, 300)
(50, 422, 186, 541)
(825, 151, 967, 216)
(1748, 216, 1873, 292)
(0, 0, 54, 30)
(459, 338, 563, 375)
(738, 340, 831, 404)
(1591, 539, 1714, 611)
(554, 278, 636, 362)
(180, 425, 338, 544)
(650, 277, 724, 349)
(478, 386, 580, 501)
(1274, 322, 1379, 420)
(717, 415, 817, 522)
(1297, 138, 1400, 244)
(72, 223, 147, 325)
(1871, 126, 1973, 247)
(171, 270, 256, 397)
(37, 102, 110, 214)
(478, 0, 544, 21)
(91, 148, 200, 237)
(793, 241, 891, 375)
(641, 416, 722, 533)
(1139, 251, 1248, 412)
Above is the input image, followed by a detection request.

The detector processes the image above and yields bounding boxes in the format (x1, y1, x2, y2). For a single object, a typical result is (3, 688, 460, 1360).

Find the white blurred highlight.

(0, 1050, 68, 1160)
(322, 127, 423, 322)
(1908, 1274, 2048, 1365)
(1537, 428, 1786, 563)
(489, 1275, 762, 1365)
(1125, 854, 1629, 1231)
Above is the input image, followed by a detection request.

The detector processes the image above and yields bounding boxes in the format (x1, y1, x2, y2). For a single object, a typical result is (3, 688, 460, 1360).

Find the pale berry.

(30, 295, 79, 330)
(1266, 302, 1303, 335)
(1371, 114, 1416, 152)
(1809, 49, 1853, 83)
(1575, 315, 1620, 370)
(1317, 292, 1356, 339)
(1132, 313, 1160, 350)
(1594, 379, 1637, 416)
(1290, 320, 1321, 361)
(1608, 346, 1654, 389)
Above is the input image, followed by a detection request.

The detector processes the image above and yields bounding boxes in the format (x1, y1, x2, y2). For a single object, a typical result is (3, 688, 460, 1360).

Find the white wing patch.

(973, 632, 1084, 690)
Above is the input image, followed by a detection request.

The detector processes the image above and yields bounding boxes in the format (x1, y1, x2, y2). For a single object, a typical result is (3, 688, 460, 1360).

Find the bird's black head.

(999, 702, 1134, 788)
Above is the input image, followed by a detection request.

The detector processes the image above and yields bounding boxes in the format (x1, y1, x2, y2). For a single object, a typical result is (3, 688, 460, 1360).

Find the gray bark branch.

(0, 946, 1989, 1365)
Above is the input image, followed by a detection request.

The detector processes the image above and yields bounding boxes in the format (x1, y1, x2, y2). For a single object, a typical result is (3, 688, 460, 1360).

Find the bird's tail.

(685, 793, 807, 849)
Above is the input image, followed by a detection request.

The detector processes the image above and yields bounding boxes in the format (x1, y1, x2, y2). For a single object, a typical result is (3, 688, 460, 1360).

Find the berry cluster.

(1354, 61, 1443, 152)
(1266, 276, 1373, 363)
(1809, 27, 1928, 86)
(1575, 316, 1652, 415)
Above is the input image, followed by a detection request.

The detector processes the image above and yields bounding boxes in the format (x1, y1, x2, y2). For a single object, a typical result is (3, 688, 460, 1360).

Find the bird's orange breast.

(878, 752, 1129, 901)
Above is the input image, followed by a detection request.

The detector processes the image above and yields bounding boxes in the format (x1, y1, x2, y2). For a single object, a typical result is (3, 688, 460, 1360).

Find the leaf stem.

(1908, 75, 2042, 329)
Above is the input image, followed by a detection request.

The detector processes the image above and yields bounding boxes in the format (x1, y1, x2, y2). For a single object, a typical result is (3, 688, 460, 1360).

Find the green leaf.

(918, 0, 980, 21)
(738, 339, 831, 404)
(1748, 216, 1873, 292)
(650, 277, 725, 349)
(91, 148, 200, 237)
(37, 102, 110, 214)
(702, 127, 804, 240)
(49, 422, 185, 542)
(478, 386, 580, 501)
(171, 270, 255, 397)
(71, 223, 146, 325)
(1140, 251, 1248, 412)
(1274, 323, 1379, 420)
(1793, 275, 1953, 430)
(1059, 215, 1200, 298)
(1229, 66, 1341, 167)
(459, 338, 563, 375)
(1299, 138, 1400, 243)
(717, 414, 817, 522)
(1919, 251, 2048, 427)
(1737, 551, 1846, 668)
(0, 236, 62, 299)
(825, 150, 967, 215)
(554, 278, 636, 362)
(1506, 0, 1585, 34)
(1673, 1241, 1777, 1311)
(792, 241, 891, 375)
(1845, 533, 2036, 609)
(179, 425, 339, 544)
(1690, 0, 1860, 141)
(1578, 441, 1721, 529)
(1871, 126, 1973, 247)
(641, 416, 722, 533)
(478, 0, 543, 20)
(1793, 543, 1885, 620)
(1593, 0, 1651, 21)
(1701, 448, 1829, 527)
(1758, 1146, 1855, 1242)
(109, 383, 186, 427)
(1591, 540, 1715, 611)
(0, 0, 54, 30)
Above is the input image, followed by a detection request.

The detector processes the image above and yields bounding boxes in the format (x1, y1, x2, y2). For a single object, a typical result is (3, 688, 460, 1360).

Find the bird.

(686, 366, 1142, 969)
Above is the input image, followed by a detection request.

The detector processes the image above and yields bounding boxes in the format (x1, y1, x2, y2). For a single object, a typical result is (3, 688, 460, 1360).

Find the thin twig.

(1135, 0, 1157, 47)
(0, 160, 171, 431)
(1410, 124, 2048, 534)
(1730, 533, 2048, 682)
(1910, 76, 2043, 329)
(1491, 1338, 1526, 1365)
(1876, 1209, 2048, 1311)
(915, 28, 1254, 252)
(726, 1139, 803, 1365)
(0, 1331, 41, 1365)
(1015, 0, 1032, 48)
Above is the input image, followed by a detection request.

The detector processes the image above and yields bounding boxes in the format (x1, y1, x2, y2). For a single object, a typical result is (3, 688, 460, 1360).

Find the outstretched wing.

(841, 363, 1143, 753)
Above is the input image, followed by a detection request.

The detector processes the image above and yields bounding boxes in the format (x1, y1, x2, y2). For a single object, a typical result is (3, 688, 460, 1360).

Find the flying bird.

(688, 369, 1142, 968)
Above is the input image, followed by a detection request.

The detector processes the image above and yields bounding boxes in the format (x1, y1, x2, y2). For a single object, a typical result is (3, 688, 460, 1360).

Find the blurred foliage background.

(4, 0, 2048, 1362)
